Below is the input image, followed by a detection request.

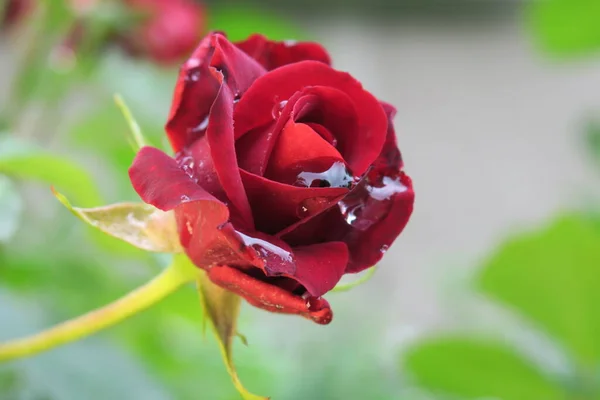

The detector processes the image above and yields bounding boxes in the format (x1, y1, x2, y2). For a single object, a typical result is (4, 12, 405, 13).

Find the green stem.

(0, 257, 198, 362)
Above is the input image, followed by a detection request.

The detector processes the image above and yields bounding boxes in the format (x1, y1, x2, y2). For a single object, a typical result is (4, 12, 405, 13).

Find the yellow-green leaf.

(195, 265, 268, 400)
(53, 189, 182, 253)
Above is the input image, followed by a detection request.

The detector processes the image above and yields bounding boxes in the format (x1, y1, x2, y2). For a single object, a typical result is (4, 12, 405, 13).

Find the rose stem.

(0, 257, 198, 362)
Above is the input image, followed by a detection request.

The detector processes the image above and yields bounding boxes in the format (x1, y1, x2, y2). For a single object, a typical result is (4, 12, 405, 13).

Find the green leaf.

(207, 4, 304, 42)
(403, 337, 566, 400)
(193, 258, 268, 400)
(331, 267, 377, 293)
(0, 176, 23, 243)
(0, 137, 102, 207)
(53, 190, 182, 253)
(527, 0, 600, 58)
(478, 215, 600, 368)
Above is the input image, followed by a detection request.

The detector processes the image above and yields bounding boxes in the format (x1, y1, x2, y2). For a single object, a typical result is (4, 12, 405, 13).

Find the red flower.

(129, 33, 414, 324)
(1, 0, 33, 30)
(122, 0, 205, 64)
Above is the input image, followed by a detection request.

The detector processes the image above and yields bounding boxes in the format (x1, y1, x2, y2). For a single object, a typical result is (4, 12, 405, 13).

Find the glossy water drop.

(367, 176, 408, 200)
(192, 116, 209, 133)
(186, 69, 201, 82)
(296, 204, 309, 218)
(237, 232, 292, 263)
(380, 244, 389, 253)
(271, 98, 288, 119)
(297, 161, 355, 189)
(180, 194, 190, 202)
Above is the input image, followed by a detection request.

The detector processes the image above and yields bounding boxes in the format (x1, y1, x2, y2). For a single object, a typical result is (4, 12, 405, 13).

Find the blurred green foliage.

(405, 337, 565, 400)
(528, 0, 600, 58)
(403, 215, 600, 399)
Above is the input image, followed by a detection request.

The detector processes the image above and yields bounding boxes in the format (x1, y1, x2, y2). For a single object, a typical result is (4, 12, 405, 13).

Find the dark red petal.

(128, 147, 259, 268)
(235, 34, 331, 70)
(165, 35, 219, 152)
(288, 242, 348, 297)
(240, 169, 347, 234)
(129, 146, 221, 211)
(165, 32, 266, 152)
(235, 122, 277, 176)
(280, 107, 414, 272)
(338, 173, 414, 272)
(265, 119, 344, 183)
(234, 61, 387, 175)
(203, 81, 254, 229)
(207, 265, 333, 324)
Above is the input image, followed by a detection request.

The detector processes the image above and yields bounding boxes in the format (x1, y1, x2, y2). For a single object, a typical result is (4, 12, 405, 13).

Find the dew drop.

(380, 244, 389, 253)
(192, 116, 209, 133)
(186, 69, 201, 82)
(296, 161, 355, 189)
(271, 98, 288, 119)
(180, 194, 190, 202)
(296, 204, 309, 218)
(367, 176, 408, 200)
(237, 232, 292, 263)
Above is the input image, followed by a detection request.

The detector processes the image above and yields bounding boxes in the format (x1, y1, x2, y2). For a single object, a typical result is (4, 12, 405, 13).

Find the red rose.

(129, 33, 414, 324)
(122, 0, 205, 64)
(1, 0, 33, 30)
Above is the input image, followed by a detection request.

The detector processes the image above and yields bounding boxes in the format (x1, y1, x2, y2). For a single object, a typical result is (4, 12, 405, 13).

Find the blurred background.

(1, 0, 600, 399)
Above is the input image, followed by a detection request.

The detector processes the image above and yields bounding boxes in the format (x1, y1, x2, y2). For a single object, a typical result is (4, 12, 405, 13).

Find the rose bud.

(129, 33, 414, 324)
(120, 0, 205, 65)
(1, 0, 33, 30)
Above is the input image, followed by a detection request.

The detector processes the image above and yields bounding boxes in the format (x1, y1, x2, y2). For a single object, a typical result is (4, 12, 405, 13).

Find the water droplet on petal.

(271, 98, 288, 119)
(380, 244, 389, 253)
(237, 232, 292, 263)
(296, 204, 309, 218)
(180, 194, 190, 202)
(296, 161, 356, 189)
(192, 116, 209, 133)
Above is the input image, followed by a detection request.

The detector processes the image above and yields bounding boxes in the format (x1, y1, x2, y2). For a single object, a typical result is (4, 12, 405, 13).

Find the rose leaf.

(53, 189, 182, 253)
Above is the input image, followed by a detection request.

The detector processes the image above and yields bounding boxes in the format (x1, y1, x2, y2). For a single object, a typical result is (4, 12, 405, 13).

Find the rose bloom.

(130, 33, 414, 324)
(121, 0, 205, 64)
(1, 0, 33, 30)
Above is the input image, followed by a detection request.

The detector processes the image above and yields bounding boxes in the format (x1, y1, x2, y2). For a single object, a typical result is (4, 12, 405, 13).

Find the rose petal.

(280, 107, 414, 272)
(240, 169, 347, 234)
(166, 32, 266, 152)
(235, 34, 331, 70)
(207, 265, 333, 324)
(129, 147, 259, 268)
(204, 80, 254, 229)
(234, 61, 387, 175)
(288, 242, 348, 297)
(265, 119, 345, 184)
(129, 146, 222, 211)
